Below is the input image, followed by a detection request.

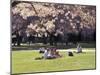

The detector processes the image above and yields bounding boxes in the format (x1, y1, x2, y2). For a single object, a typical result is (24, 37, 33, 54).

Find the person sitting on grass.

(35, 47, 62, 60)
(44, 48, 56, 59)
(47, 49, 55, 59)
(53, 48, 62, 58)
(35, 48, 53, 60)
(35, 48, 48, 60)
(43, 47, 62, 59)
(77, 43, 82, 53)
(43, 48, 50, 59)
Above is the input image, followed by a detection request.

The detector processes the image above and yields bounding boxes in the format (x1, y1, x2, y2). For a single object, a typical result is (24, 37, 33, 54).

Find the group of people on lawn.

(39, 47, 62, 59)
(37, 43, 82, 59)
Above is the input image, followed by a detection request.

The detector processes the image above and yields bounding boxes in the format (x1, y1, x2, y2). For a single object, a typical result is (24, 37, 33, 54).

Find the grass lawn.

(12, 48, 96, 74)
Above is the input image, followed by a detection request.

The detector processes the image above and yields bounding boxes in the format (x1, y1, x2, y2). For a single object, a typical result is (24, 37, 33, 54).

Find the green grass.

(12, 49, 96, 74)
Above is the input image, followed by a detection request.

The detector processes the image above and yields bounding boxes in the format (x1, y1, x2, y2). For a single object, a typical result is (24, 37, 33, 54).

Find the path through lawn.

(12, 48, 96, 74)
